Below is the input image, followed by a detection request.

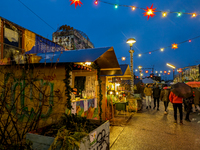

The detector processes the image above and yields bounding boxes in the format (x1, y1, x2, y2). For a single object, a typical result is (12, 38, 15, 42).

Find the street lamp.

(126, 38, 136, 96)
(166, 63, 176, 80)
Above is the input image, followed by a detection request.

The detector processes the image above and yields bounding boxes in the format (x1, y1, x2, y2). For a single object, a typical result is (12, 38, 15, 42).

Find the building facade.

(52, 25, 94, 50)
(0, 17, 65, 65)
(174, 65, 200, 82)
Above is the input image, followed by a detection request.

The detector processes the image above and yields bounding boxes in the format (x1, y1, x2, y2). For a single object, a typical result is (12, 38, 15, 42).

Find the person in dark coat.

(160, 84, 170, 114)
(184, 96, 194, 122)
(153, 85, 161, 110)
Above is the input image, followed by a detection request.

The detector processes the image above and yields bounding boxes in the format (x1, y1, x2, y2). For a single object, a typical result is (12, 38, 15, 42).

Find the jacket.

(169, 90, 183, 104)
(153, 87, 161, 98)
(193, 89, 200, 105)
(160, 89, 170, 102)
(144, 87, 152, 96)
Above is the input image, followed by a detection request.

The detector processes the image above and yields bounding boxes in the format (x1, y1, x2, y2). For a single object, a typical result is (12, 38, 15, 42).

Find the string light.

(95, 0, 98, 5)
(121, 57, 126, 61)
(138, 54, 142, 57)
(149, 52, 151, 54)
(192, 13, 197, 17)
(143, 4, 156, 20)
(132, 6, 136, 11)
(172, 43, 178, 50)
(87, 1, 200, 19)
(162, 12, 167, 17)
(177, 12, 182, 17)
(160, 48, 164, 51)
(189, 39, 191, 42)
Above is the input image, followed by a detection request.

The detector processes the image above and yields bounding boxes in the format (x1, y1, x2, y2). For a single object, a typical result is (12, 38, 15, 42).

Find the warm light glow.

(116, 92, 119, 95)
(168, 70, 171, 72)
(164, 70, 167, 74)
(121, 57, 126, 61)
(189, 39, 191, 42)
(159, 74, 161, 76)
(143, 4, 156, 20)
(192, 13, 197, 17)
(149, 52, 151, 54)
(162, 12, 167, 17)
(138, 66, 142, 69)
(167, 72, 170, 75)
(85, 62, 92, 65)
(95, 0, 98, 5)
(126, 38, 136, 47)
(172, 43, 178, 50)
(160, 48, 164, 51)
(140, 73, 143, 76)
(70, 0, 83, 8)
(145, 70, 149, 73)
(160, 71, 162, 73)
(166, 63, 176, 69)
(138, 54, 142, 57)
(155, 71, 158, 73)
(135, 69, 138, 72)
(116, 83, 120, 86)
(132, 7, 136, 10)
(110, 91, 113, 95)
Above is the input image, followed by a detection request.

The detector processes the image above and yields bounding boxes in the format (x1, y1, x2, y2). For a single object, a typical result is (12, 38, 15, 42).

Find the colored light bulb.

(115, 4, 118, 8)
(132, 7, 136, 11)
(95, 0, 98, 5)
(162, 12, 167, 17)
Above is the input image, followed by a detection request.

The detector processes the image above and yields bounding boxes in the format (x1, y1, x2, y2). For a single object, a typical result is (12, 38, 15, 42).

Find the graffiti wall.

(0, 65, 66, 129)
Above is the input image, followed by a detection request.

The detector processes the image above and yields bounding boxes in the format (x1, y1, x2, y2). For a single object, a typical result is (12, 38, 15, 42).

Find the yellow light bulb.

(132, 7, 136, 11)
(192, 13, 197, 17)
(147, 9, 153, 15)
(160, 48, 164, 51)
(138, 54, 142, 57)
(162, 12, 167, 17)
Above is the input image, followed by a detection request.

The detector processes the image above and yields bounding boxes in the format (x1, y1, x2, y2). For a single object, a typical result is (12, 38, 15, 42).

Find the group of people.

(143, 84, 200, 124)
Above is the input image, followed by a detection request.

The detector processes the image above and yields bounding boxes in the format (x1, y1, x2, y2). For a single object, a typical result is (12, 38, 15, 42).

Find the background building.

(52, 25, 94, 50)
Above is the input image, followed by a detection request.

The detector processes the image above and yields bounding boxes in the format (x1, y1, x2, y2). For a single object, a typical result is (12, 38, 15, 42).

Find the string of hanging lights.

(118, 35, 200, 60)
(93, 0, 199, 20)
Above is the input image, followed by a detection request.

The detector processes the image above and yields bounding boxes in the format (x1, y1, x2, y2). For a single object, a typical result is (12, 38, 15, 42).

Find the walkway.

(110, 99, 200, 150)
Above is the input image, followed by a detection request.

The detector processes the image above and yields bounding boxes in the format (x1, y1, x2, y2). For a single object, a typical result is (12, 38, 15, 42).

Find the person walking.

(153, 85, 161, 110)
(192, 88, 200, 112)
(160, 84, 170, 114)
(144, 84, 153, 109)
(184, 96, 194, 122)
(169, 89, 183, 125)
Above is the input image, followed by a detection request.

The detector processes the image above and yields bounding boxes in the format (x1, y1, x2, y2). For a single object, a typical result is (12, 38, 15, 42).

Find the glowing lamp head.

(95, 0, 98, 5)
(132, 7, 136, 11)
(126, 38, 136, 47)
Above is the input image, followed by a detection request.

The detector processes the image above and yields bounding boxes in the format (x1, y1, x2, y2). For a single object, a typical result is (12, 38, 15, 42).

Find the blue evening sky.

(1, 0, 200, 80)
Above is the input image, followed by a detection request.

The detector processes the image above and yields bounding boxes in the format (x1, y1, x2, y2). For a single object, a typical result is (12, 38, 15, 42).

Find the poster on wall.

(71, 102, 76, 114)
(84, 100, 88, 112)
(94, 98, 97, 108)
(76, 101, 84, 116)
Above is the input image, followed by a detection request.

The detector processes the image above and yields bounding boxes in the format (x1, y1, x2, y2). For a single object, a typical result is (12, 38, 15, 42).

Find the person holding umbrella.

(169, 90, 183, 124)
(169, 82, 193, 125)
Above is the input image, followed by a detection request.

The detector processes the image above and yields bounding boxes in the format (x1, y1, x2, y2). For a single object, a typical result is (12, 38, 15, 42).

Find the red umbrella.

(172, 82, 193, 98)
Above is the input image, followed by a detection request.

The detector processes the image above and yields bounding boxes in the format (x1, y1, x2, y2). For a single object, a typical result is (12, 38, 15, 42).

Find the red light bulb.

(95, 0, 98, 5)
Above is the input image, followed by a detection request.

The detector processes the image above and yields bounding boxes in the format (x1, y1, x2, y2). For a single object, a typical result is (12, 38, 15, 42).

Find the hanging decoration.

(143, 4, 156, 20)
(70, 0, 83, 8)
(94, 0, 200, 19)
(172, 43, 178, 50)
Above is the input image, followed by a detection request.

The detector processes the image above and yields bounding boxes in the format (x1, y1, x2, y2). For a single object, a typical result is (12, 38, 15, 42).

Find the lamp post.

(126, 38, 136, 96)
(166, 63, 176, 80)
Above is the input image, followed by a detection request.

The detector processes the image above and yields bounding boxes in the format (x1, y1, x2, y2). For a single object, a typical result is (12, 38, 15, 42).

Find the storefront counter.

(114, 101, 128, 111)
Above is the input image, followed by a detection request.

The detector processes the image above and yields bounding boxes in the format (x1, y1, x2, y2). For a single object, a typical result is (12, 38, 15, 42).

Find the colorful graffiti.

(3, 72, 54, 121)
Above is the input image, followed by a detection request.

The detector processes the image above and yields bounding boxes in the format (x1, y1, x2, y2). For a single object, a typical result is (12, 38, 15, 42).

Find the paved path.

(110, 99, 200, 150)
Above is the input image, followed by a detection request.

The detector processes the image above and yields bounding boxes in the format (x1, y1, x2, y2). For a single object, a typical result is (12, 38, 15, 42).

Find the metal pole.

(129, 47, 134, 96)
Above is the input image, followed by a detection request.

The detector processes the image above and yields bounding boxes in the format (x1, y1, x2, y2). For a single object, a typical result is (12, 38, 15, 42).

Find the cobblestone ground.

(110, 99, 200, 150)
